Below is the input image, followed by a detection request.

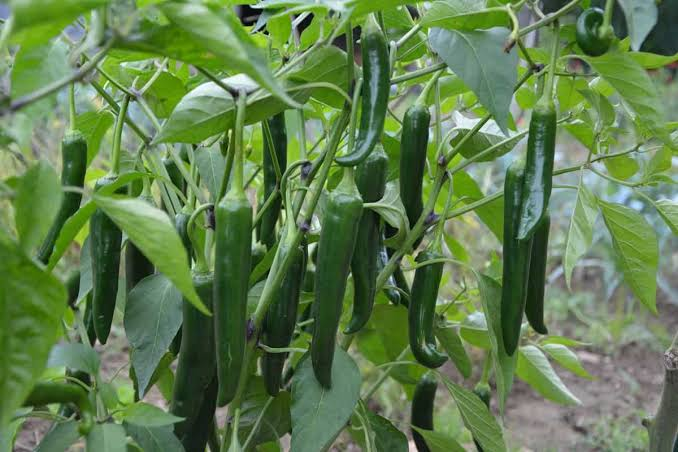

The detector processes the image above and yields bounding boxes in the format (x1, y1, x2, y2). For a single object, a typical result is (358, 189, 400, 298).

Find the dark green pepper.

(501, 160, 533, 356)
(516, 97, 557, 240)
(346, 144, 388, 334)
(399, 103, 430, 231)
(261, 241, 307, 396)
(214, 189, 253, 406)
(37, 131, 88, 264)
(90, 175, 123, 344)
(335, 15, 389, 167)
(171, 271, 217, 452)
(259, 113, 287, 249)
(411, 372, 437, 452)
(525, 214, 550, 335)
(576, 7, 613, 57)
(409, 249, 447, 369)
(311, 172, 363, 388)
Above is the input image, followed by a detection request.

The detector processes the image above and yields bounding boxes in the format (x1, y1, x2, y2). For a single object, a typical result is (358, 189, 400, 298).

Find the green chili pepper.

(525, 214, 550, 335)
(259, 113, 287, 249)
(409, 248, 447, 369)
(411, 372, 437, 452)
(90, 175, 123, 344)
(335, 15, 389, 167)
(83, 293, 96, 346)
(172, 271, 217, 452)
(399, 104, 430, 231)
(516, 96, 557, 241)
(501, 160, 533, 356)
(261, 241, 307, 396)
(346, 144, 388, 334)
(576, 8, 613, 57)
(23, 382, 93, 434)
(311, 171, 363, 388)
(37, 131, 88, 264)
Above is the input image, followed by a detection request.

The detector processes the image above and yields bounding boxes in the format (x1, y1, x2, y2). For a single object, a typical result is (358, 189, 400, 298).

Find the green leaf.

(452, 172, 503, 241)
(158, 2, 298, 108)
(603, 155, 639, 180)
(421, 0, 509, 31)
(583, 51, 666, 143)
(290, 348, 361, 452)
(653, 199, 678, 235)
(94, 195, 207, 314)
(539, 336, 590, 347)
(563, 182, 598, 290)
(9, 0, 109, 35)
(288, 46, 354, 108)
(410, 427, 465, 452)
(75, 111, 115, 166)
(47, 343, 100, 375)
(360, 409, 408, 452)
(350, 0, 427, 15)
(475, 273, 516, 414)
(429, 27, 518, 134)
(644, 146, 672, 178)
(459, 311, 490, 349)
(434, 324, 471, 379)
(541, 344, 593, 379)
(0, 409, 27, 452)
(577, 88, 615, 127)
(13, 160, 62, 253)
(124, 274, 182, 397)
(195, 145, 226, 202)
(630, 51, 678, 69)
(86, 423, 127, 452)
(450, 112, 524, 162)
(617, 0, 658, 51)
(35, 420, 80, 452)
(125, 424, 184, 452)
(441, 375, 506, 452)
(366, 182, 409, 249)
(516, 345, 581, 406)
(599, 201, 658, 313)
(0, 231, 67, 426)
(121, 403, 183, 427)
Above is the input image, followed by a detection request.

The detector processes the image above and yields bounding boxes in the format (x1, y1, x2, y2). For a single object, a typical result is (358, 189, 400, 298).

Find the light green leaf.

(86, 423, 127, 452)
(653, 199, 678, 235)
(453, 172, 503, 241)
(0, 231, 67, 426)
(366, 182, 409, 249)
(47, 343, 100, 375)
(13, 160, 62, 253)
(121, 403, 183, 427)
(195, 145, 226, 202)
(9, 0, 109, 35)
(411, 427, 465, 452)
(644, 146, 672, 178)
(604, 155, 639, 180)
(291, 349, 361, 452)
(540, 336, 591, 347)
(630, 51, 678, 69)
(421, 0, 509, 30)
(350, 0, 426, 15)
(93, 195, 207, 314)
(75, 111, 115, 166)
(35, 420, 80, 452)
(541, 343, 593, 379)
(434, 324, 471, 379)
(617, 0, 658, 51)
(441, 375, 506, 452)
(124, 274, 182, 397)
(516, 345, 581, 405)
(583, 51, 666, 143)
(429, 27, 518, 134)
(124, 424, 184, 452)
(563, 182, 599, 290)
(450, 112, 524, 161)
(599, 201, 658, 313)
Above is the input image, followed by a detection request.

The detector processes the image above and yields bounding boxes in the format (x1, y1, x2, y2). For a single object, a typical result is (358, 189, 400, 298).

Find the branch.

(646, 337, 678, 452)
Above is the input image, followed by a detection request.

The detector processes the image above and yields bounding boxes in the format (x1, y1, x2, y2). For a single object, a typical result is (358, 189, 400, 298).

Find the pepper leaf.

(563, 181, 599, 290)
(516, 345, 581, 406)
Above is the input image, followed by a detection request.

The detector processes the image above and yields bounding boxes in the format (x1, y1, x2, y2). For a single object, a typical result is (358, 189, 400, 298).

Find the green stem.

(602, 0, 615, 33)
(346, 19, 354, 95)
(362, 346, 411, 400)
(241, 397, 274, 450)
(416, 69, 443, 105)
(111, 95, 131, 175)
(479, 351, 492, 385)
(542, 21, 560, 102)
(90, 81, 151, 145)
(395, 23, 422, 48)
(391, 62, 447, 85)
(232, 91, 247, 195)
(518, 0, 582, 37)
(68, 84, 76, 131)
(588, 165, 641, 187)
(298, 109, 307, 160)
(7, 38, 115, 113)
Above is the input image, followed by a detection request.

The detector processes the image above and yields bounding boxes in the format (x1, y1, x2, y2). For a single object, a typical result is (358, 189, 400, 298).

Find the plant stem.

(395, 23, 422, 49)
(68, 84, 76, 130)
(518, 0, 582, 37)
(391, 62, 447, 85)
(362, 346, 411, 400)
(6, 38, 115, 113)
(232, 91, 247, 195)
(646, 339, 678, 452)
(111, 95, 131, 175)
(90, 81, 151, 145)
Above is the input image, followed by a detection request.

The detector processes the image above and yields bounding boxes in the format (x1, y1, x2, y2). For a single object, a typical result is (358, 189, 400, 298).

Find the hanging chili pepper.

(411, 372, 437, 452)
(525, 214, 550, 335)
(259, 113, 287, 249)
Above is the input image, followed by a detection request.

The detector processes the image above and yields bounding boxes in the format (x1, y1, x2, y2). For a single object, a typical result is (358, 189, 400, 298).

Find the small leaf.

(0, 231, 67, 426)
(617, 0, 658, 51)
(125, 274, 183, 397)
(290, 348, 361, 452)
(603, 155, 639, 180)
(75, 111, 115, 165)
(86, 423, 127, 452)
(434, 324, 471, 378)
(13, 160, 62, 253)
(563, 182, 598, 289)
(121, 402, 183, 427)
(541, 344, 593, 379)
(125, 424, 184, 452)
(366, 182, 409, 249)
(450, 112, 524, 162)
(441, 375, 507, 452)
(47, 343, 100, 375)
(195, 145, 226, 201)
(516, 345, 581, 406)
(410, 427, 465, 452)
(599, 201, 658, 313)
(429, 27, 518, 134)
(94, 195, 207, 313)
(653, 199, 678, 235)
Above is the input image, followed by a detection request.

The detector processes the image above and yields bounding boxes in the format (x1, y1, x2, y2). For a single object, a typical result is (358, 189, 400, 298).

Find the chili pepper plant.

(0, 0, 677, 451)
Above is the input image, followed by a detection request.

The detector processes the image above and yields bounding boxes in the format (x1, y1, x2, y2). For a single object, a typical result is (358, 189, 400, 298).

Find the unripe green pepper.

(259, 113, 287, 249)
(411, 372, 437, 452)
(576, 8, 613, 57)
(311, 171, 363, 388)
(399, 104, 430, 231)
(525, 214, 550, 335)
